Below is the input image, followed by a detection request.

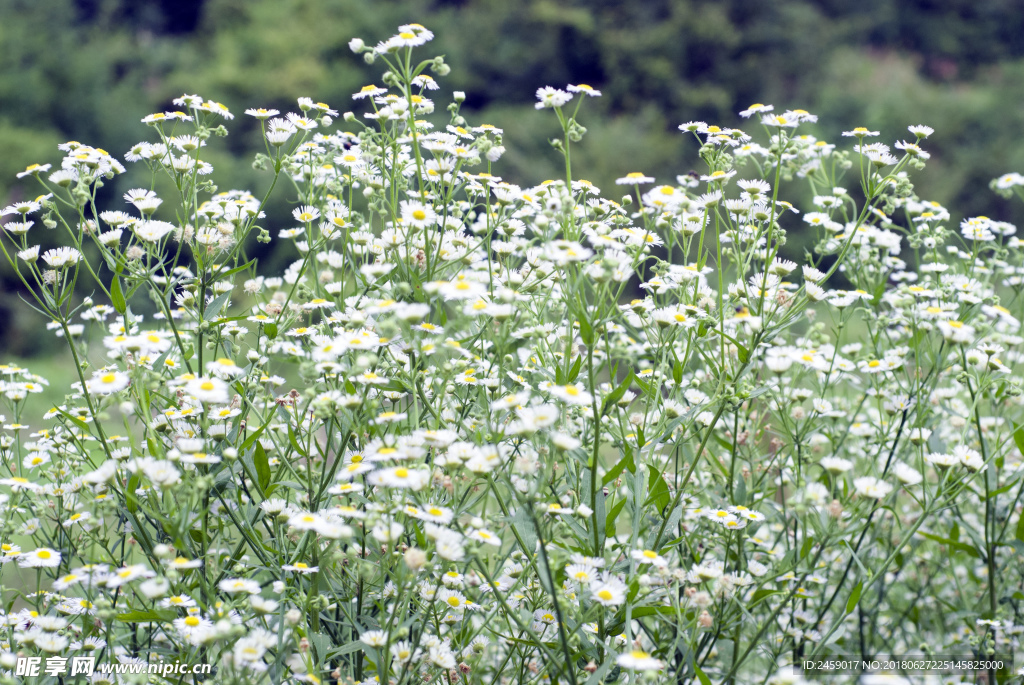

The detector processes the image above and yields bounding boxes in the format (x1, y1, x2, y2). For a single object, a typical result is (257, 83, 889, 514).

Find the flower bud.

(404, 547, 427, 571)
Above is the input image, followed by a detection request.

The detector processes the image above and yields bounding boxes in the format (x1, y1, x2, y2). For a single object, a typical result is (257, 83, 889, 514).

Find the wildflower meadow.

(1, 22, 1024, 685)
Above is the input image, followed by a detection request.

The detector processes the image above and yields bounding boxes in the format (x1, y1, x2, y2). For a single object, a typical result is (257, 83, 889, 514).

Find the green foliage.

(5, 0, 1024, 354)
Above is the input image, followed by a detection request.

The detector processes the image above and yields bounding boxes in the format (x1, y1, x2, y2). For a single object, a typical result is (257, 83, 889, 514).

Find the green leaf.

(918, 531, 980, 558)
(633, 375, 655, 399)
(1015, 510, 1024, 544)
(264, 323, 278, 340)
(110, 274, 126, 314)
(561, 515, 592, 545)
(203, 293, 231, 322)
(627, 606, 680, 619)
(695, 664, 712, 685)
(715, 328, 749, 362)
(116, 609, 176, 623)
(601, 369, 634, 416)
(509, 507, 538, 557)
(672, 360, 683, 385)
(987, 480, 1018, 499)
(605, 498, 627, 538)
(125, 473, 140, 514)
(1014, 422, 1024, 457)
(747, 383, 775, 400)
(56, 408, 90, 433)
(307, 632, 333, 662)
(240, 414, 274, 453)
(212, 258, 257, 280)
(578, 316, 594, 346)
(288, 426, 308, 458)
(871, 279, 887, 305)
(846, 581, 864, 614)
(328, 641, 366, 658)
(644, 467, 670, 510)
(749, 588, 780, 607)
(567, 354, 584, 383)
(602, 450, 635, 485)
(384, 379, 409, 393)
(800, 536, 814, 560)
(254, 442, 272, 494)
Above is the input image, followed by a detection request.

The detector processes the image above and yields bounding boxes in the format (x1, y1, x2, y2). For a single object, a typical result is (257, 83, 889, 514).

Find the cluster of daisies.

(1, 23, 1024, 685)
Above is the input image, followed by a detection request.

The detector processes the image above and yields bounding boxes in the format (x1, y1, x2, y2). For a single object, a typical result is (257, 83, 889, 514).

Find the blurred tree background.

(4, 0, 1024, 357)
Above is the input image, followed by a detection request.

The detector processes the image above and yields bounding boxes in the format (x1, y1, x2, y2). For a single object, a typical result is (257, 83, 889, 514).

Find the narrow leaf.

(203, 293, 231, 322)
(601, 369, 634, 416)
(111, 274, 126, 314)
(602, 450, 635, 485)
(846, 581, 864, 614)
(605, 498, 627, 538)
(567, 354, 584, 383)
(126, 473, 141, 514)
(255, 442, 272, 494)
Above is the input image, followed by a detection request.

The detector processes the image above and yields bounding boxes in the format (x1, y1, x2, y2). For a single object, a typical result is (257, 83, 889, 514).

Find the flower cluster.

(0, 23, 1023, 685)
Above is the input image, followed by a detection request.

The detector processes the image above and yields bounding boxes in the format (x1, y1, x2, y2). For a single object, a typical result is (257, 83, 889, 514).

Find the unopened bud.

(404, 547, 427, 571)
